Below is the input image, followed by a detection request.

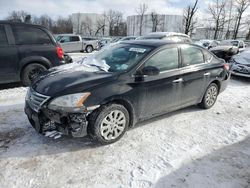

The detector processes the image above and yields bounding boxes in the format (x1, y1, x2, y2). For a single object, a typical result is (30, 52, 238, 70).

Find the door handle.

(204, 72, 211, 76)
(173, 78, 183, 83)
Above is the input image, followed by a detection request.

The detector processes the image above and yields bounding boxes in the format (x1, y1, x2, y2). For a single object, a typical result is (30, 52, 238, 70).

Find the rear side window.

(0, 25, 8, 45)
(203, 50, 213, 62)
(182, 46, 204, 66)
(12, 26, 52, 45)
(70, 36, 80, 42)
(145, 47, 179, 72)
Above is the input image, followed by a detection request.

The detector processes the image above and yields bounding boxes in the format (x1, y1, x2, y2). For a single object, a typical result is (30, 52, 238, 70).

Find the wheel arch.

(100, 97, 136, 128)
(19, 56, 52, 78)
(199, 79, 221, 103)
(210, 79, 221, 92)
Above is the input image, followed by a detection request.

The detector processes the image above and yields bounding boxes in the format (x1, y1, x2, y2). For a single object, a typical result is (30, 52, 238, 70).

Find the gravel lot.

(0, 53, 249, 188)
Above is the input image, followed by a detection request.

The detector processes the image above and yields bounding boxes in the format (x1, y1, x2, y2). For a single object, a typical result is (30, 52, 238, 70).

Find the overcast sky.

(0, 0, 208, 19)
(0, 0, 249, 20)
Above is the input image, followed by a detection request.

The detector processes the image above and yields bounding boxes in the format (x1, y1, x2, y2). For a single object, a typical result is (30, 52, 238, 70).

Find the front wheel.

(199, 83, 219, 109)
(88, 104, 129, 144)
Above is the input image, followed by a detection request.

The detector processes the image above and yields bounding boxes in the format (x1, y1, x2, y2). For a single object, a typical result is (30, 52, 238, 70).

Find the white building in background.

(71, 13, 109, 36)
(127, 14, 183, 36)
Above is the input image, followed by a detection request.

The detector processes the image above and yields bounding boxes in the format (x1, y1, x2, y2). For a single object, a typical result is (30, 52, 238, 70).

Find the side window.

(203, 50, 213, 62)
(70, 36, 80, 42)
(12, 26, 52, 45)
(0, 25, 8, 45)
(182, 46, 204, 66)
(60, 36, 70, 43)
(144, 47, 179, 72)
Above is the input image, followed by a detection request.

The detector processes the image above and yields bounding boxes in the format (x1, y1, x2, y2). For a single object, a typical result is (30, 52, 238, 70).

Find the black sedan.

(25, 40, 230, 144)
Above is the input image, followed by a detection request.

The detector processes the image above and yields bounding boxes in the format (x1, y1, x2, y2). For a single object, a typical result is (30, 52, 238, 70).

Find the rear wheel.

(199, 83, 219, 109)
(86, 45, 93, 53)
(88, 104, 129, 144)
(21, 63, 47, 86)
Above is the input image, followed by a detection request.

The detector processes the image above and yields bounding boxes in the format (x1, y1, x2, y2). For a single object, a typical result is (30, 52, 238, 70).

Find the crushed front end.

(24, 88, 92, 138)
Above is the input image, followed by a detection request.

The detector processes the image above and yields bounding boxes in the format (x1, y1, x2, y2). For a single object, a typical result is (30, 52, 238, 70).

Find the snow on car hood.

(233, 51, 250, 65)
(31, 59, 115, 96)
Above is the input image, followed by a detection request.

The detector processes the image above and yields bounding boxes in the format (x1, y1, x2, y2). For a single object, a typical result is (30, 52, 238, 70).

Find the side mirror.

(60, 39, 65, 43)
(141, 66, 160, 76)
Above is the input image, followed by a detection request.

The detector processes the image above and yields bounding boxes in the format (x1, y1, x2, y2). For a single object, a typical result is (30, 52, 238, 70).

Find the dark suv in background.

(0, 21, 65, 86)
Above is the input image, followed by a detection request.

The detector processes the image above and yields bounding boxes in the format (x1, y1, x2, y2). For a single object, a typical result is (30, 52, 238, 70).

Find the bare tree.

(150, 11, 162, 32)
(225, 0, 234, 39)
(208, 0, 227, 39)
(6, 10, 30, 22)
(136, 3, 148, 35)
(233, 0, 250, 39)
(33, 14, 53, 30)
(52, 16, 73, 34)
(183, 0, 199, 35)
(81, 16, 93, 36)
(95, 13, 107, 36)
(105, 9, 123, 36)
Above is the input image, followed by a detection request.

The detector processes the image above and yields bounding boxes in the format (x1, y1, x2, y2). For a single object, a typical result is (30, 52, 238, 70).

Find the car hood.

(210, 45, 238, 52)
(233, 51, 250, 65)
(32, 63, 116, 97)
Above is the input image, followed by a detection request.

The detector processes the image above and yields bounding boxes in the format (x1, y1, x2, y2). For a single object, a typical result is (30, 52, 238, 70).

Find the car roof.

(120, 39, 191, 47)
(146, 32, 190, 38)
(0, 20, 47, 29)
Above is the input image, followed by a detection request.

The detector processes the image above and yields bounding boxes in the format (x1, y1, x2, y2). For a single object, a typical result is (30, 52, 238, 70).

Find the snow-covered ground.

(0, 57, 249, 187)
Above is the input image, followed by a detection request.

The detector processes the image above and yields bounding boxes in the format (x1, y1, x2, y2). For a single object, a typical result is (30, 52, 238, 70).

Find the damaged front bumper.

(24, 97, 97, 138)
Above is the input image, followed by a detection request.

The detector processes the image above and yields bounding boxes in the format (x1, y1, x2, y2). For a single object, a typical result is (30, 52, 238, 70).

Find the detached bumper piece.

(25, 103, 89, 138)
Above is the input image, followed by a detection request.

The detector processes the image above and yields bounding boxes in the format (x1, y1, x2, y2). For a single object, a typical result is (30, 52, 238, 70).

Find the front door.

(136, 46, 182, 119)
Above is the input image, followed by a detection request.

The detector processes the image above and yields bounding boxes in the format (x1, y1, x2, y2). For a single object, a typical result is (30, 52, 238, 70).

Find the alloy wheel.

(100, 110, 126, 141)
(205, 85, 218, 107)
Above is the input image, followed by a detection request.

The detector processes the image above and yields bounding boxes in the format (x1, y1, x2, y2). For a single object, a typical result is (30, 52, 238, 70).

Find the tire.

(86, 45, 93, 53)
(199, 83, 219, 109)
(21, 63, 47, 86)
(88, 104, 130, 144)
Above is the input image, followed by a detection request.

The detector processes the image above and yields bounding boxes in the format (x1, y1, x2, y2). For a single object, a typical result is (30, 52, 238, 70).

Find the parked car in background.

(195, 40, 219, 49)
(137, 32, 192, 43)
(229, 50, 250, 78)
(56, 34, 99, 53)
(119, 36, 137, 41)
(209, 40, 242, 62)
(99, 37, 112, 49)
(25, 40, 230, 144)
(0, 21, 65, 86)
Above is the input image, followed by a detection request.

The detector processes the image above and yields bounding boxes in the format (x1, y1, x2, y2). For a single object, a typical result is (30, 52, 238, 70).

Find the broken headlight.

(48, 92, 91, 108)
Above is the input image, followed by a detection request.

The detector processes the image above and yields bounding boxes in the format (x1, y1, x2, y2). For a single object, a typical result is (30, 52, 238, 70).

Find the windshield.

(219, 40, 239, 47)
(78, 43, 153, 72)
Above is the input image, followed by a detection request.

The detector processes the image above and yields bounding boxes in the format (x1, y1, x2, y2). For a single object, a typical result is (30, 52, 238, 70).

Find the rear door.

(0, 24, 19, 83)
(179, 45, 208, 106)
(136, 46, 182, 118)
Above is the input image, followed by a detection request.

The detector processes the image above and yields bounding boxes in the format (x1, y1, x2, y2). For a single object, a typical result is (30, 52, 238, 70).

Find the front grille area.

(26, 88, 49, 112)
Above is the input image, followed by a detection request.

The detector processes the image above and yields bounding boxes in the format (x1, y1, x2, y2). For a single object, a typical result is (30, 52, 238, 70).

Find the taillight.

(223, 63, 230, 71)
(56, 46, 64, 60)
